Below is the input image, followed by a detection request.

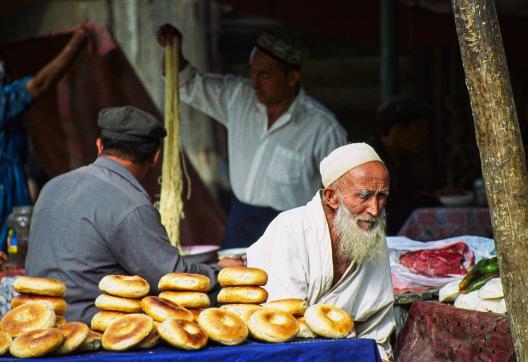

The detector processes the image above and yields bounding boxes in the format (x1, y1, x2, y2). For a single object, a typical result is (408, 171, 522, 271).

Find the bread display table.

(395, 301, 514, 361)
(0, 338, 381, 361)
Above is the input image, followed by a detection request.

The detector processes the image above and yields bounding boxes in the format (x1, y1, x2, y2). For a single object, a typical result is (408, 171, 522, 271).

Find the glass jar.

(473, 177, 487, 206)
(6, 206, 32, 267)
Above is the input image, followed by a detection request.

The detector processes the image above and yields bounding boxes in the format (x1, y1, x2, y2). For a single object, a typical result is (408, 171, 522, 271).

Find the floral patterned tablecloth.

(397, 207, 492, 241)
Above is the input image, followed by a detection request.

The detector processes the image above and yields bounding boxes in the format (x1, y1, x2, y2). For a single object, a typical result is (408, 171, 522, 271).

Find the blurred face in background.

(249, 48, 300, 106)
(398, 118, 428, 153)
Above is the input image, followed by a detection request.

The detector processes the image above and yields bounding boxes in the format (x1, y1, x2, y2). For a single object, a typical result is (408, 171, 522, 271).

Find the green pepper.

(460, 271, 499, 294)
(459, 257, 498, 291)
(481, 258, 499, 274)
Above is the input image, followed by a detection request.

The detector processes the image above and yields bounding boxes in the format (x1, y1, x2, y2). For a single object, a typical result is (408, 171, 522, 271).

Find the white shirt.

(247, 192, 396, 360)
(179, 65, 347, 211)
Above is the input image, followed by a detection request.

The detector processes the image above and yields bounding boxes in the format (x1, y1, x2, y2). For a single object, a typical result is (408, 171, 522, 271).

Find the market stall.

(0, 266, 383, 361)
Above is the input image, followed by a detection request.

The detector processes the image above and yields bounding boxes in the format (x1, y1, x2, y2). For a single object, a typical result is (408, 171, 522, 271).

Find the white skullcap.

(320, 143, 383, 187)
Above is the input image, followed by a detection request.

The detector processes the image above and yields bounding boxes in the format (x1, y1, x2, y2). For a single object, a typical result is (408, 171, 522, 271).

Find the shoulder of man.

(42, 163, 150, 210)
(269, 204, 313, 235)
(226, 74, 254, 97)
(89, 163, 153, 207)
(191, 66, 252, 95)
(297, 93, 343, 128)
(34, 166, 92, 213)
(39, 165, 88, 192)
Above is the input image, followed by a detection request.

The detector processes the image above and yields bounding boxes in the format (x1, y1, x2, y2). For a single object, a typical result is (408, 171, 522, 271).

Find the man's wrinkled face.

(331, 162, 389, 263)
(336, 161, 389, 232)
(249, 48, 297, 106)
(334, 200, 387, 264)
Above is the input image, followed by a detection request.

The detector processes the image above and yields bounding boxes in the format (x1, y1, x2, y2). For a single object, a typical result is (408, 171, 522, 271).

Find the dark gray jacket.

(26, 157, 217, 323)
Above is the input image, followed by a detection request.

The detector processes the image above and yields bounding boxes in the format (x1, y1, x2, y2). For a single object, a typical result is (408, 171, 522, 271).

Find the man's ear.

(322, 187, 340, 210)
(96, 138, 103, 156)
(287, 69, 301, 88)
(150, 148, 161, 166)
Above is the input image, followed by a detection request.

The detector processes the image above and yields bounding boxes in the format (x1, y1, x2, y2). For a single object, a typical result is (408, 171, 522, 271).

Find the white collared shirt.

(247, 192, 396, 360)
(178, 65, 347, 211)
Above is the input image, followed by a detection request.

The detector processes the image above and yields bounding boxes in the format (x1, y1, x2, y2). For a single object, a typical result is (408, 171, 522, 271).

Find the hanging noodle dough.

(159, 40, 183, 252)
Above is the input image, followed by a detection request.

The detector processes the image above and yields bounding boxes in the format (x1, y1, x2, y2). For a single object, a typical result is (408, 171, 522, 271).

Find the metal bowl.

(438, 191, 474, 207)
(217, 247, 247, 260)
(181, 245, 220, 264)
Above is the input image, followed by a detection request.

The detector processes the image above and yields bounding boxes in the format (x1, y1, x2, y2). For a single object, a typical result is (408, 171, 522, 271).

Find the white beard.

(333, 200, 387, 265)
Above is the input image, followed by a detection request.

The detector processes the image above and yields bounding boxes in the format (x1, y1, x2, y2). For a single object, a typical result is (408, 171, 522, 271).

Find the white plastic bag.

(477, 298, 507, 314)
(479, 278, 504, 299)
(439, 278, 462, 303)
(454, 290, 482, 311)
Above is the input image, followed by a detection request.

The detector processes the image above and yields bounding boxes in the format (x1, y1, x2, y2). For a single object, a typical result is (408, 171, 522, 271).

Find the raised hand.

(156, 23, 182, 48)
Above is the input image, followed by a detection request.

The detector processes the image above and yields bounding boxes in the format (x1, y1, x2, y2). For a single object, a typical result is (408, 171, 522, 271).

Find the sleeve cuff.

(178, 63, 196, 86)
(209, 263, 222, 273)
(378, 345, 388, 361)
(377, 341, 393, 361)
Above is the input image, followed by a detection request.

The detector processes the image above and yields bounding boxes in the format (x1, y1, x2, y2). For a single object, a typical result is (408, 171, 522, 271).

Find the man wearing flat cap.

(157, 24, 347, 249)
(26, 106, 219, 324)
(247, 143, 395, 361)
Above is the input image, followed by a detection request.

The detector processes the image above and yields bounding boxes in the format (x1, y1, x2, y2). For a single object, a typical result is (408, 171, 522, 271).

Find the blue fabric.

(0, 338, 381, 361)
(222, 195, 280, 249)
(0, 77, 34, 251)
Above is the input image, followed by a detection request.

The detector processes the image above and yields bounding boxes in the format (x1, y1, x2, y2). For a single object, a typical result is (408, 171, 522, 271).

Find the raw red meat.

(399, 242, 474, 277)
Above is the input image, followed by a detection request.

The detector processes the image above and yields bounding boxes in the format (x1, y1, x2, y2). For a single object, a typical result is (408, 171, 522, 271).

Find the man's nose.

(366, 198, 380, 217)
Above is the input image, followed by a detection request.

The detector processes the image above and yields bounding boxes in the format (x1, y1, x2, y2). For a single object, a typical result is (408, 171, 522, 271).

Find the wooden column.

(451, 0, 528, 359)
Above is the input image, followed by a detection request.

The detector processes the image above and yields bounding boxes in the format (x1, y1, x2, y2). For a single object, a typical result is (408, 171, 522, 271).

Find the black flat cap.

(98, 106, 167, 142)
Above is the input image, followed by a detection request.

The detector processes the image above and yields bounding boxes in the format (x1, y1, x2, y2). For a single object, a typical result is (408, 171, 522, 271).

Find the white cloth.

(247, 192, 396, 360)
(178, 65, 347, 211)
(320, 143, 382, 187)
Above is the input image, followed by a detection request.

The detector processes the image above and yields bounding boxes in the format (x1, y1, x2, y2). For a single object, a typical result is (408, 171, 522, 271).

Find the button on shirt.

(26, 157, 218, 323)
(179, 65, 347, 211)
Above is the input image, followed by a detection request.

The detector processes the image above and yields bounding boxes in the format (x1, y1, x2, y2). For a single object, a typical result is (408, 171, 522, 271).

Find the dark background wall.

(1, 0, 527, 208)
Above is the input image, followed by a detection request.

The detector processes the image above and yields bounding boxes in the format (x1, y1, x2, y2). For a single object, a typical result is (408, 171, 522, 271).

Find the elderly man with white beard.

(246, 143, 395, 361)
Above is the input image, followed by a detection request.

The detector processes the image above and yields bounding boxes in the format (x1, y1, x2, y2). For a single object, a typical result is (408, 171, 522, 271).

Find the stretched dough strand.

(160, 40, 184, 251)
